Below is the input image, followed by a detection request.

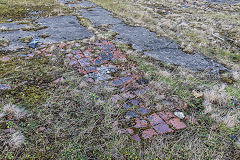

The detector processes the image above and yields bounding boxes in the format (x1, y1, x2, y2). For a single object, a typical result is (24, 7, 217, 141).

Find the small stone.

(137, 107, 150, 115)
(125, 111, 139, 119)
(132, 134, 141, 141)
(142, 128, 157, 139)
(134, 118, 148, 128)
(174, 111, 185, 119)
(1, 57, 10, 62)
(148, 113, 164, 126)
(0, 84, 11, 90)
(169, 118, 187, 130)
(153, 123, 173, 134)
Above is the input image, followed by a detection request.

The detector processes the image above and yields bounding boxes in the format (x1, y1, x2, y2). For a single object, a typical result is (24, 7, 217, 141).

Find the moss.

(21, 26, 48, 31)
(38, 33, 50, 39)
(20, 37, 33, 43)
(0, 39, 10, 47)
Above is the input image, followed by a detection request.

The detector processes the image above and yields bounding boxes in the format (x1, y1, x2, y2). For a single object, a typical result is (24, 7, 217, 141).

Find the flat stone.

(148, 113, 164, 126)
(125, 111, 139, 119)
(132, 134, 141, 141)
(142, 128, 157, 140)
(137, 107, 151, 115)
(134, 118, 148, 128)
(153, 123, 173, 134)
(169, 118, 187, 130)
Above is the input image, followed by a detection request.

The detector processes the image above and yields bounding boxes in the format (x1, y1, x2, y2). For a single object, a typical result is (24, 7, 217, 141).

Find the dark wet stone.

(137, 107, 150, 115)
(78, 58, 91, 67)
(0, 84, 11, 90)
(125, 111, 139, 119)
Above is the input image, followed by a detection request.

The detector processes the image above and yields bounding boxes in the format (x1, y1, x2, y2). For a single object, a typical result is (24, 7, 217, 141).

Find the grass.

(0, 0, 240, 159)
(0, 0, 64, 22)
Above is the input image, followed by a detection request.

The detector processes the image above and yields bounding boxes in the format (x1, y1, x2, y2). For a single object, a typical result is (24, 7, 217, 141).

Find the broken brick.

(142, 128, 157, 139)
(148, 113, 164, 126)
(169, 118, 187, 130)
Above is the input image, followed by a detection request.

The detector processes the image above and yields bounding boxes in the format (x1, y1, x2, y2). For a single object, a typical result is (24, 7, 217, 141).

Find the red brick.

(169, 118, 187, 130)
(142, 128, 157, 139)
(148, 113, 164, 126)
(134, 118, 148, 128)
(158, 112, 175, 122)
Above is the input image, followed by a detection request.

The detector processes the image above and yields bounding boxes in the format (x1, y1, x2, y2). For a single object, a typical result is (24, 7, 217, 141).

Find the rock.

(0, 84, 11, 90)
(174, 111, 185, 119)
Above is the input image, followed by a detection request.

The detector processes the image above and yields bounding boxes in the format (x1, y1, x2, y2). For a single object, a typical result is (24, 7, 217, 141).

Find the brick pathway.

(34, 39, 188, 141)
